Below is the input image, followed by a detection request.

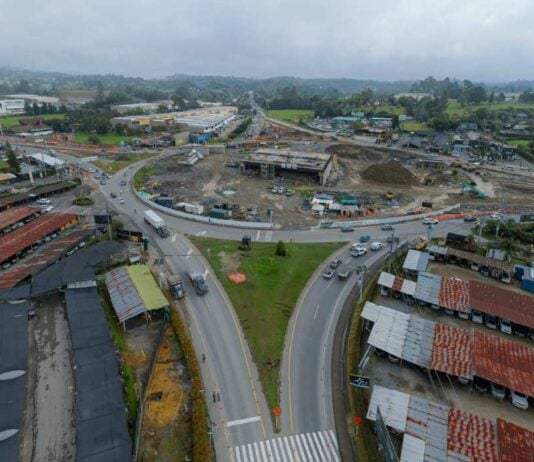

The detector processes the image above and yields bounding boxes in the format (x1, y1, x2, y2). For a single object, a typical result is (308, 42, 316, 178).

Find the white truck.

(144, 210, 170, 237)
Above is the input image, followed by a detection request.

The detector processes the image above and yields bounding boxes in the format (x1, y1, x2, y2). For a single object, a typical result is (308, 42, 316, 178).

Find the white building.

(5, 94, 60, 105)
(0, 99, 25, 115)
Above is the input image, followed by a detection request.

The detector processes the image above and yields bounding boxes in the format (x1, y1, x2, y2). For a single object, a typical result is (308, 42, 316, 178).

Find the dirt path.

(31, 298, 76, 462)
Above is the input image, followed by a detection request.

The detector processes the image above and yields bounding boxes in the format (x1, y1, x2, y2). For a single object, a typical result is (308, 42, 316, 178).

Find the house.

(458, 122, 478, 130)
(428, 133, 450, 153)
(398, 134, 424, 149)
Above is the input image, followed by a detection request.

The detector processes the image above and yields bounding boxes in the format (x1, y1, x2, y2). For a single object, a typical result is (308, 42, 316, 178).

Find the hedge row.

(170, 309, 211, 461)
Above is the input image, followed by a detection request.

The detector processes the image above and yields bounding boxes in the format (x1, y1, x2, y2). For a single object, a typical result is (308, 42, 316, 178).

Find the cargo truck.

(167, 274, 185, 299)
(188, 271, 208, 296)
(144, 210, 170, 237)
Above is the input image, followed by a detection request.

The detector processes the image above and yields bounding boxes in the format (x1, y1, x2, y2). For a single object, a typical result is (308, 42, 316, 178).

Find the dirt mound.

(361, 162, 415, 185)
(325, 144, 382, 162)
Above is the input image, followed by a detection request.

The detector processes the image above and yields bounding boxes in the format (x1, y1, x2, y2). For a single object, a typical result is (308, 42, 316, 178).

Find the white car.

(119, 198, 125, 204)
(423, 218, 438, 225)
(511, 391, 529, 410)
(490, 213, 502, 220)
(370, 242, 383, 251)
(351, 247, 367, 257)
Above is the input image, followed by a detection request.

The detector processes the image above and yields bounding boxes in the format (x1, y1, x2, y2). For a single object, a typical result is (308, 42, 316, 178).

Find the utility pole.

(388, 230, 395, 272)
(106, 201, 113, 240)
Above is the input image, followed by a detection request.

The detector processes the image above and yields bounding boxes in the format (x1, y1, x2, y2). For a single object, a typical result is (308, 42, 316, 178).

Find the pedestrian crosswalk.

(231, 430, 340, 462)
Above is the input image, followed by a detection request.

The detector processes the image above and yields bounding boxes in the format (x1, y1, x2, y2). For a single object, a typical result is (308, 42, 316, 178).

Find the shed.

(366, 385, 410, 433)
(414, 272, 442, 306)
(403, 250, 429, 275)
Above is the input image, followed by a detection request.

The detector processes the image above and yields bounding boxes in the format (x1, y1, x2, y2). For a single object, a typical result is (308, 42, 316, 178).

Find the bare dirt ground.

(21, 295, 76, 462)
(139, 326, 192, 462)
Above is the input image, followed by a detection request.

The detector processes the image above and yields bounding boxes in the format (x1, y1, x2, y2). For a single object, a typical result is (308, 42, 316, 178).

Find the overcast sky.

(1, 0, 533, 81)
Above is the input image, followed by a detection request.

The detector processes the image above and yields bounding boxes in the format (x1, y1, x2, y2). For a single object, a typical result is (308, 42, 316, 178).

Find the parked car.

(329, 259, 342, 269)
(341, 226, 354, 232)
(360, 235, 370, 242)
(370, 242, 384, 251)
(500, 318, 512, 334)
(381, 224, 394, 231)
(471, 310, 483, 324)
(511, 391, 529, 410)
(474, 378, 490, 393)
(485, 314, 497, 330)
(491, 383, 506, 400)
(322, 270, 335, 280)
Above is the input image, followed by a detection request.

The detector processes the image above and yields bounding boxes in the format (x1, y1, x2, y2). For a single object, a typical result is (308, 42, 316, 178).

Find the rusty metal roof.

(472, 330, 534, 398)
(497, 419, 534, 462)
(447, 247, 513, 272)
(431, 323, 473, 379)
(447, 408, 498, 462)
(0, 213, 78, 264)
(0, 206, 40, 232)
(470, 280, 534, 329)
(439, 277, 470, 313)
(0, 229, 91, 289)
(378, 271, 416, 296)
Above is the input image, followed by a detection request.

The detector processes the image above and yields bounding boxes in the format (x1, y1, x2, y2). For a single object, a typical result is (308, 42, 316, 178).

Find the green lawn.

(192, 238, 344, 422)
(266, 109, 315, 124)
(74, 133, 137, 146)
(445, 99, 534, 117)
(0, 160, 9, 172)
(507, 139, 531, 147)
(357, 104, 405, 115)
(0, 113, 66, 129)
(400, 121, 430, 132)
(94, 152, 153, 174)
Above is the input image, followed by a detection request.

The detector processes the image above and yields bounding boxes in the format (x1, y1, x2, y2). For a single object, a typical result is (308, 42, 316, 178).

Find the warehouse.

(0, 206, 41, 235)
(367, 386, 534, 462)
(240, 148, 334, 185)
(0, 181, 77, 212)
(24, 152, 66, 169)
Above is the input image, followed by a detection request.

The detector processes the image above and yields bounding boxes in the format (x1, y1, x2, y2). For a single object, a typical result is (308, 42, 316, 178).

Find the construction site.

(135, 119, 534, 228)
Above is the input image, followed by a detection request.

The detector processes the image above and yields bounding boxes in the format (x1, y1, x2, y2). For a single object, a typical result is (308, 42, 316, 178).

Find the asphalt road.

(38, 145, 480, 462)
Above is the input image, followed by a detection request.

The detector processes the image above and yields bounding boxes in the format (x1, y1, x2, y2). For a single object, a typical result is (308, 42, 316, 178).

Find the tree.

(5, 142, 20, 173)
(275, 240, 287, 256)
(76, 184, 91, 199)
(500, 238, 519, 262)
(87, 134, 100, 144)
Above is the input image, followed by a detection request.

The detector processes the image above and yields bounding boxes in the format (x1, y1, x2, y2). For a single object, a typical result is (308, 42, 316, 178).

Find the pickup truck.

(188, 272, 208, 296)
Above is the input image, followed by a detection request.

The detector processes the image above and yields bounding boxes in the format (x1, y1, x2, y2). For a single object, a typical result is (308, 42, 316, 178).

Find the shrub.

(72, 197, 94, 206)
(275, 240, 286, 256)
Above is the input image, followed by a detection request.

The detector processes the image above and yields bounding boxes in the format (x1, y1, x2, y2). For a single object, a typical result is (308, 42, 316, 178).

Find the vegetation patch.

(192, 238, 344, 422)
(94, 152, 153, 174)
(72, 197, 94, 206)
(134, 164, 157, 189)
(0, 113, 66, 130)
(74, 132, 137, 146)
(266, 109, 315, 124)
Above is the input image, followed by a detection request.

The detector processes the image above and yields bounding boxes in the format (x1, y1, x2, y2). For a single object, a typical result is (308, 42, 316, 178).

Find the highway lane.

(102, 167, 275, 456)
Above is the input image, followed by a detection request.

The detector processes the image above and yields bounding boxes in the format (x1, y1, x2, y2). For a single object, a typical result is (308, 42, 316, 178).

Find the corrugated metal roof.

(0, 212, 78, 264)
(447, 247, 513, 272)
(125, 265, 168, 311)
(470, 280, 534, 329)
(403, 249, 430, 272)
(472, 330, 534, 397)
(401, 279, 417, 296)
(367, 308, 410, 357)
(431, 323, 473, 379)
(402, 316, 436, 369)
(0, 206, 40, 232)
(415, 272, 442, 306)
(439, 277, 470, 313)
(0, 230, 92, 289)
(497, 419, 534, 462)
(447, 408, 498, 462)
(378, 271, 397, 289)
(366, 385, 410, 432)
(400, 434, 425, 462)
(428, 245, 448, 256)
(361, 301, 391, 322)
(105, 267, 145, 323)
(406, 395, 449, 462)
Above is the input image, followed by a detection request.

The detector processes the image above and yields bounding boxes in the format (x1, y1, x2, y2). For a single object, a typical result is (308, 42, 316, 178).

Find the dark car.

(463, 215, 477, 222)
(329, 259, 342, 269)
(110, 192, 117, 198)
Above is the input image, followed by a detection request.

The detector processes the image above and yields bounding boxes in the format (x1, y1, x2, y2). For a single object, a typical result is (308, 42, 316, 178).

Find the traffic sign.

(273, 407, 281, 417)
(349, 374, 370, 389)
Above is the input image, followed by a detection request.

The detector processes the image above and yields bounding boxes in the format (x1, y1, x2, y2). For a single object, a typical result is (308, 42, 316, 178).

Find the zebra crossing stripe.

(231, 429, 340, 462)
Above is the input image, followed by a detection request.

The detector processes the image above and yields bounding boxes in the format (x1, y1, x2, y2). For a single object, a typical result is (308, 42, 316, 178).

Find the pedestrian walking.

(202, 353, 206, 363)
(212, 391, 217, 403)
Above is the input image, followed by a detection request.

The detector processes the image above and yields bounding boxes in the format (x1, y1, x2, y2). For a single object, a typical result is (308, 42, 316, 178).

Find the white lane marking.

(203, 269, 209, 278)
(256, 230, 261, 241)
(231, 430, 340, 461)
(313, 304, 320, 321)
(195, 230, 207, 237)
(264, 230, 273, 242)
(226, 416, 261, 427)
(172, 233, 177, 242)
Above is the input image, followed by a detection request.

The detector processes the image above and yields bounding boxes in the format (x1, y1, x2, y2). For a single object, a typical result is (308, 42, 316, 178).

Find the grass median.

(192, 237, 344, 422)
(266, 109, 315, 124)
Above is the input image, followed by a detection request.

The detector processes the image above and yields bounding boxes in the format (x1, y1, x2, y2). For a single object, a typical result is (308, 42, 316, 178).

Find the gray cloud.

(0, 0, 533, 80)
